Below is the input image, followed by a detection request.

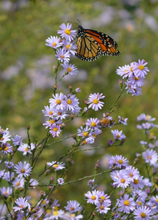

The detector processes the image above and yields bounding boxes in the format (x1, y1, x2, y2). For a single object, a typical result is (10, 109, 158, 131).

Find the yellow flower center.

(21, 169, 25, 173)
(139, 65, 144, 70)
(137, 201, 142, 205)
(121, 178, 125, 183)
(4, 146, 9, 151)
(134, 179, 139, 184)
(116, 134, 120, 139)
(53, 42, 57, 47)
(67, 99, 72, 105)
(156, 198, 158, 203)
(53, 211, 58, 216)
(91, 195, 96, 200)
(101, 118, 110, 125)
(53, 164, 59, 168)
(67, 67, 72, 72)
(130, 67, 133, 72)
(49, 120, 55, 124)
(25, 147, 28, 152)
(83, 132, 88, 137)
(42, 200, 46, 205)
(54, 206, 58, 211)
(20, 205, 24, 209)
(134, 76, 139, 81)
(118, 159, 123, 164)
(66, 44, 71, 49)
(83, 140, 87, 145)
(93, 99, 99, 104)
(70, 207, 74, 211)
(70, 214, 75, 217)
(60, 55, 64, 59)
(146, 115, 150, 120)
(53, 127, 58, 132)
(140, 212, 146, 218)
(124, 200, 130, 206)
(65, 29, 71, 35)
(4, 192, 8, 196)
(99, 205, 104, 210)
(16, 182, 20, 186)
(49, 111, 53, 115)
(147, 155, 151, 160)
(91, 122, 96, 127)
(129, 173, 133, 177)
(100, 196, 105, 200)
(56, 99, 61, 105)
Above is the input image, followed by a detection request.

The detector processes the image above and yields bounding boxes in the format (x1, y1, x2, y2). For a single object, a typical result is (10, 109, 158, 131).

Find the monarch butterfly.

(76, 25, 120, 61)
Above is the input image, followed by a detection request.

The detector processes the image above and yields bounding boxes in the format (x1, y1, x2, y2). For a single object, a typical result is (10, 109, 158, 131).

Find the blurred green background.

(1, 0, 158, 209)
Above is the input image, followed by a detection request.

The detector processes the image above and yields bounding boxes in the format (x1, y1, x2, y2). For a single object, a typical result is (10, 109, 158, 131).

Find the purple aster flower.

(128, 75, 144, 87)
(56, 48, 70, 63)
(118, 116, 128, 125)
(3, 171, 14, 182)
(49, 123, 62, 137)
(130, 176, 145, 189)
(62, 40, 77, 56)
(18, 143, 35, 155)
(45, 36, 63, 49)
(87, 179, 95, 187)
(57, 178, 64, 185)
(108, 155, 129, 169)
(12, 135, 23, 146)
(0, 187, 12, 197)
(111, 170, 130, 189)
(52, 108, 69, 120)
(85, 190, 99, 204)
(0, 143, 13, 155)
(30, 178, 39, 188)
(117, 194, 135, 214)
(62, 63, 78, 76)
(65, 200, 81, 213)
(42, 105, 54, 118)
(13, 197, 30, 212)
(14, 161, 32, 178)
(47, 161, 65, 171)
(0, 128, 11, 143)
(96, 202, 111, 214)
(5, 161, 14, 169)
(140, 141, 148, 146)
(63, 213, 83, 220)
(86, 118, 100, 128)
(57, 23, 77, 41)
(125, 82, 142, 96)
(52, 199, 60, 210)
(132, 59, 149, 78)
(125, 166, 140, 181)
(12, 177, 25, 189)
(77, 126, 91, 139)
(116, 64, 132, 78)
(111, 129, 126, 140)
(142, 149, 158, 166)
(87, 93, 105, 111)
(64, 94, 79, 112)
(137, 113, 156, 122)
(49, 93, 66, 110)
(133, 189, 148, 202)
(133, 205, 152, 220)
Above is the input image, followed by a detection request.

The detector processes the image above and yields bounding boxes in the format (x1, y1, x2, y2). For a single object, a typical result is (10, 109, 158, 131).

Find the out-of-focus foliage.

(1, 0, 158, 204)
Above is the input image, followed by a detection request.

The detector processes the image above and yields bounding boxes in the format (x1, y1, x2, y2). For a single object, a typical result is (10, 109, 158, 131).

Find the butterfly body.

(76, 25, 120, 61)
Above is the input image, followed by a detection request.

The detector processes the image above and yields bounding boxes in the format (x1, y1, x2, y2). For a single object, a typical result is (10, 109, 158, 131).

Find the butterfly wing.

(76, 25, 120, 61)
(85, 29, 120, 56)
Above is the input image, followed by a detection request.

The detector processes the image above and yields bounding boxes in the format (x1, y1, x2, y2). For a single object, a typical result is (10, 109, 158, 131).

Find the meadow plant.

(0, 23, 158, 220)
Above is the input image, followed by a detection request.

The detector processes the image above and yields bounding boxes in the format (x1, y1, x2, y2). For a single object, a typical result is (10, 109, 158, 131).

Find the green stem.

(109, 86, 126, 112)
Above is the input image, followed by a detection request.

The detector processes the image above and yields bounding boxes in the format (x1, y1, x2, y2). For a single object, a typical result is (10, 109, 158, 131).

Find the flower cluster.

(116, 59, 149, 96)
(85, 189, 111, 214)
(45, 23, 78, 76)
